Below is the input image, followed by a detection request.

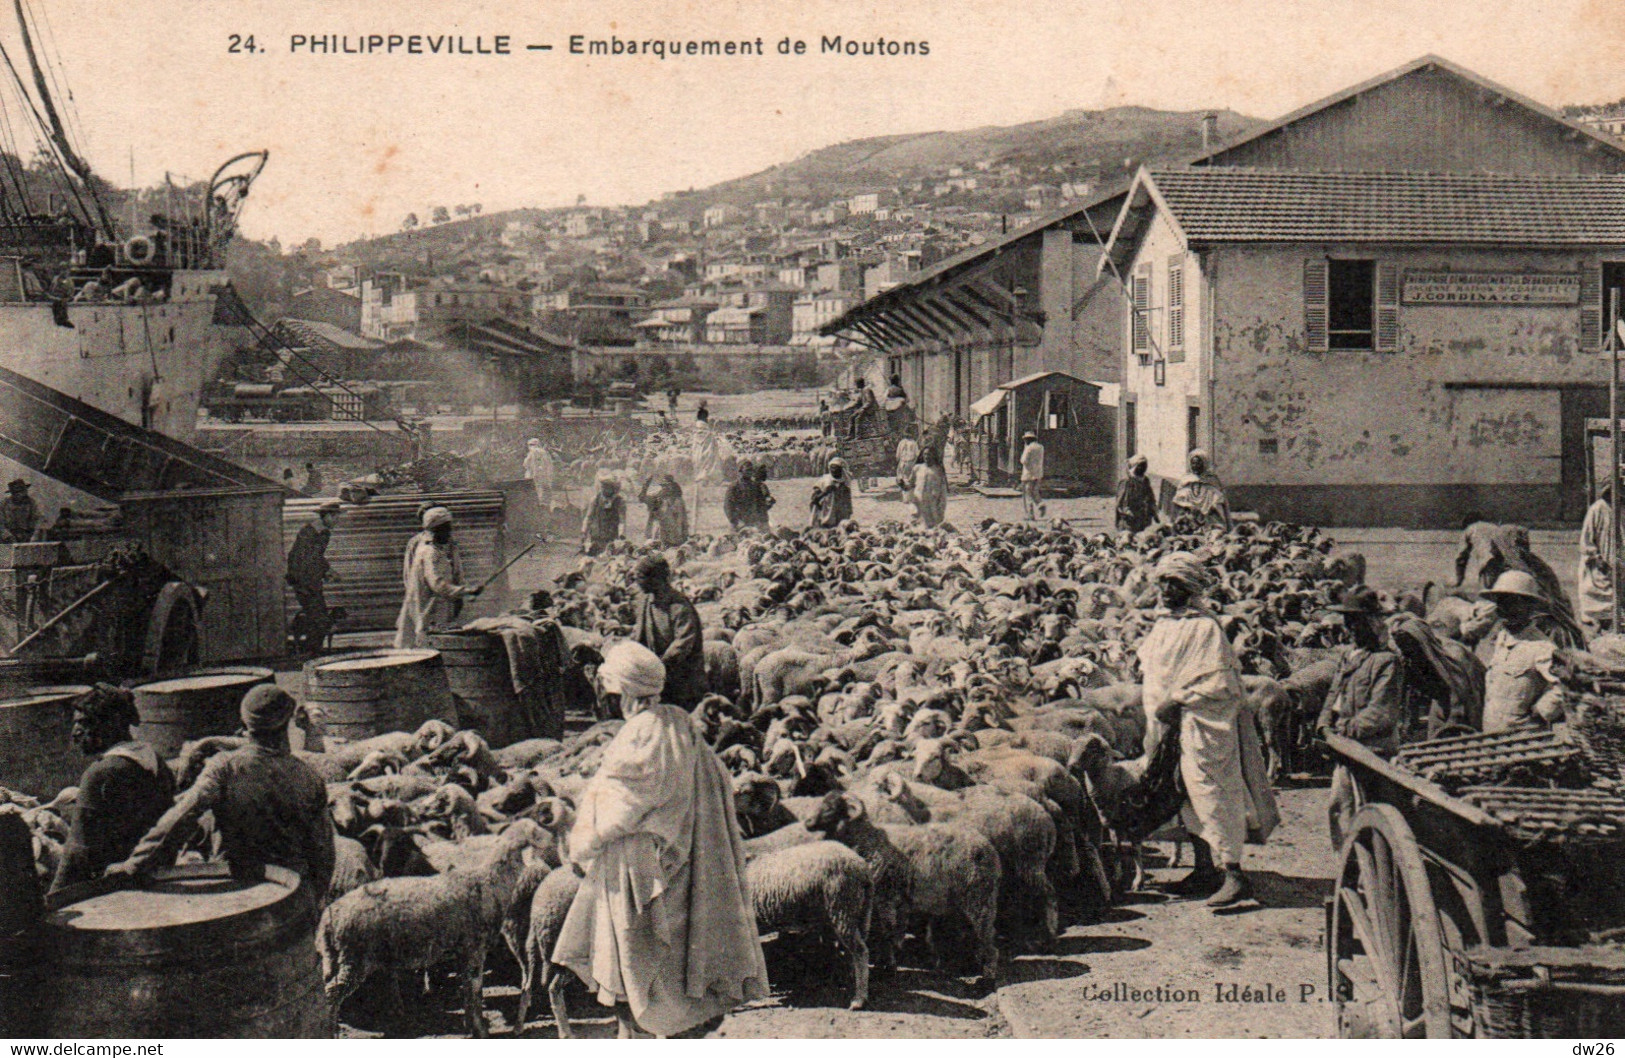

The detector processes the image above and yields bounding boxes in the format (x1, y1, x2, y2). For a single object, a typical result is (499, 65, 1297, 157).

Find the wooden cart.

(1324, 732, 1625, 1038)
(830, 400, 916, 486)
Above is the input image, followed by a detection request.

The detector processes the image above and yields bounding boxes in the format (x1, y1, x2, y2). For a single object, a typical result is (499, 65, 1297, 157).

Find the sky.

(13, 0, 1625, 245)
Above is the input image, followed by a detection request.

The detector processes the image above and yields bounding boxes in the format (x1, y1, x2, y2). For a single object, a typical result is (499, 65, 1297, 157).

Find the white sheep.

(515, 800, 584, 1035)
(317, 817, 549, 1038)
(746, 840, 873, 1010)
(806, 791, 1001, 982)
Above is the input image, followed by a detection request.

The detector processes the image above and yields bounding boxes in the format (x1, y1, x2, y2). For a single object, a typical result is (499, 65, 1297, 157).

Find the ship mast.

(13, 0, 111, 240)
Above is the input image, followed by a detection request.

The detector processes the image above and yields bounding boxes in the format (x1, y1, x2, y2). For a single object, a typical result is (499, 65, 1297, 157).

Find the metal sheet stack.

(281, 491, 506, 631)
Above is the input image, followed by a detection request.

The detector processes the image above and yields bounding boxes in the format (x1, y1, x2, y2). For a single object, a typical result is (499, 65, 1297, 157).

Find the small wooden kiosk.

(967, 371, 1115, 494)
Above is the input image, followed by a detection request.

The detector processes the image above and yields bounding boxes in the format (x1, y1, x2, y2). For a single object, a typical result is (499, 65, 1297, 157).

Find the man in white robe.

(393, 506, 477, 648)
(1136, 551, 1277, 908)
(554, 641, 768, 1037)
(523, 438, 559, 511)
(1579, 481, 1615, 631)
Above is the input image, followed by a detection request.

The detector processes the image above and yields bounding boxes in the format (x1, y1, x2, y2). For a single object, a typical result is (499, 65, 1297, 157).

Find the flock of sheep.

(10, 513, 1382, 1037)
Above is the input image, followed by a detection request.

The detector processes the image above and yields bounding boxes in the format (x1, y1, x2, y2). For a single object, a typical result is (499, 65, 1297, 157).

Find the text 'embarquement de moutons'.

(285, 34, 930, 59)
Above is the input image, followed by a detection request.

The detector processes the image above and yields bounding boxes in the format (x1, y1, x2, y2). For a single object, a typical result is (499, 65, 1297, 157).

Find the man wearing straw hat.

(1316, 585, 1406, 848)
(1481, 569, 1567, 734)
(394, 505, 479, 649)
(1019, 430, 1046, 521)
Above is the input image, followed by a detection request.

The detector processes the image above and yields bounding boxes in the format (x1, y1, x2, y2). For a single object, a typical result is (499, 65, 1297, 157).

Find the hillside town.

(7, 22, 1625, 1046)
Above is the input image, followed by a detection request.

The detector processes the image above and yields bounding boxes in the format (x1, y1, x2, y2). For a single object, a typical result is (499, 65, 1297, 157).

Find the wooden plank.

(1326, 732, 1502, 829)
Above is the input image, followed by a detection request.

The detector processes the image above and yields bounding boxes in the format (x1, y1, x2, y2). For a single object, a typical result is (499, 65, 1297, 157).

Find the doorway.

(1123, 398, 1138, 465)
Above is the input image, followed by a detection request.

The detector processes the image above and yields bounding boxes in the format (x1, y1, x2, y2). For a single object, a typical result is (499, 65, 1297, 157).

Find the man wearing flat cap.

(1137, 552, 1276, 908)
(108, 685, 334, 898)
(1316, 585, 1407, 848)
(395, 505, 478, 648)
(50, 685, 174, 893)
(287, 500, 343, 654)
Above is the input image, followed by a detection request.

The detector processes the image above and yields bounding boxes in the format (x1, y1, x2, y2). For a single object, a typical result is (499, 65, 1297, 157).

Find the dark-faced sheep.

(806, 791, 1000, 983)
(318, 818, 550, 1037)
(863, 772, 1058, 951)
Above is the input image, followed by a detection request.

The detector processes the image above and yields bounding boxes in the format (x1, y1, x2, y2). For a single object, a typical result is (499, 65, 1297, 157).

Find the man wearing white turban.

(394, 506, 478, 648)
(553, 641, 768, 1037)
(1170, 450, 1232, 530)
(1136, 552, 1276, 907)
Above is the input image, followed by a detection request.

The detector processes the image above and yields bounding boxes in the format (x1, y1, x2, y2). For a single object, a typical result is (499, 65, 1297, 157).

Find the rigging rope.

(229, 305, 412, 447)
(0, 38, 92, 229)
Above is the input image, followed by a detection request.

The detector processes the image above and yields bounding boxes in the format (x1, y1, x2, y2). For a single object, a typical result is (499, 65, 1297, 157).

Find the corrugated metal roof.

(1146, 168, 1625, 244)
(279, 318, 382, 350)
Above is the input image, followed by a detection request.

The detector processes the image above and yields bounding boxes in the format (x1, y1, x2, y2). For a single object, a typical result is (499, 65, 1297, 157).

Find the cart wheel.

(141, 582, 201, 676)
(1328, 803, 1454, 1038)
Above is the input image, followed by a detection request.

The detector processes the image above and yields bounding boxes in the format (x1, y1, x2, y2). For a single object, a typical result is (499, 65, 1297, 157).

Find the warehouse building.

(1099, 56, 1625, 527)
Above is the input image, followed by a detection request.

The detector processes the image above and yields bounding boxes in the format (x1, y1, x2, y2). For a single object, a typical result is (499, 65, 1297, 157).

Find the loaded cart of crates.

(1323, 647, 1625, 1039)
(830, 396, 917, 488)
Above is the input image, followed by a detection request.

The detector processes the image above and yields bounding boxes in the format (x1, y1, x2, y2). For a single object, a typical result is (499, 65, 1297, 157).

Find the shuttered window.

(1328, 259, 1375, 350)
(1304, 258, 1329, 352)
(1167, 256, 1185, 363)
(1375, 262, 1400, 352)
(1131, 268, 1150, 358)
(1582, 264, 1603, 352)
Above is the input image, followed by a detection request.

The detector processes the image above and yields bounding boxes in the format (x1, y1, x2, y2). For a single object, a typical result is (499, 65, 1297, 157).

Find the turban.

(240, 684, 298, 734)
(1128, 454, 1148, 469)
(422, 506, 453, 530)
(1155, 551, 1213, 595)
(598, 640, 666, 701)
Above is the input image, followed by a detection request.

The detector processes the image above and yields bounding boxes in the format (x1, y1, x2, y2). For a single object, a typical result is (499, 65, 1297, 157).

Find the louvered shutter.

(1167, 256, 1185, 362)
(1581, 264, 1603, 352)
(1131, 270, 1150, 357)
(1375, 262, 1400, 352)
(1304, 258, 1328, 353)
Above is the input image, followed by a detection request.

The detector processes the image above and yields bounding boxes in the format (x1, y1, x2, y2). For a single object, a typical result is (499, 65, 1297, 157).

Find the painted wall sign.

(1401, 271, 1581, 306)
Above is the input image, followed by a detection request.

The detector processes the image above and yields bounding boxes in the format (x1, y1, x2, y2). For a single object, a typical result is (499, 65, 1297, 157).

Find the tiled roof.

(1146, 168, 1625, 244)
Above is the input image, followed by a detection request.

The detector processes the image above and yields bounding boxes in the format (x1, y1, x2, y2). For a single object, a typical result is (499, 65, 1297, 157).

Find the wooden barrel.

(303, 649, 454, 742)
(0, 686, 90, 799)
(427, 631, 528, 747)
(131, 668, 275, 758)
(0, 811, 43, 1036)
(40, 864, 332, 1038)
